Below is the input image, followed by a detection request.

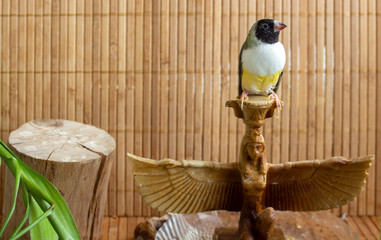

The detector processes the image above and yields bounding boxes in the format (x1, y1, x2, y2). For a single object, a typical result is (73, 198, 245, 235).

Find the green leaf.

(17, 160, 80, 239)
(0, 161, 21, 238)
(29, 196, 58, 240)
(11, 198, 55, 240)
(9, 183, 31, 238)
(0, 140, 81, 240)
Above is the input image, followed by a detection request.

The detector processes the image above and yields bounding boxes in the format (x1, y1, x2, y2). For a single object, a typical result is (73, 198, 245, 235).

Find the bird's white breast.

(241, 42, 285, 76)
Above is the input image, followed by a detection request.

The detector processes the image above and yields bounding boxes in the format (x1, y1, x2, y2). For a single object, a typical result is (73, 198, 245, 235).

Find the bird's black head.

(255, 19, 286, 44)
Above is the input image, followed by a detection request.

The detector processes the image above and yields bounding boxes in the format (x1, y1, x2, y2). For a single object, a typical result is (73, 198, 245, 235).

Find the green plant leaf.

(17, 160, 80, 239)
(29, 196, 58, 240)
(0, 140, 80, 240)
(11, 198, 55, 240)
(0, 160, 21, 238)
(9, 183, 31, 238)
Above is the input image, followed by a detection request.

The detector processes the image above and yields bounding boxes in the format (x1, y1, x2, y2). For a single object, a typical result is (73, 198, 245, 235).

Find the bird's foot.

(269, 90, 282, 117)
(240, 91, 249, 109)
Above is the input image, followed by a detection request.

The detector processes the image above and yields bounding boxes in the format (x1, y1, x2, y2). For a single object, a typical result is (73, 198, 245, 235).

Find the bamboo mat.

(0, 0, 380, 218)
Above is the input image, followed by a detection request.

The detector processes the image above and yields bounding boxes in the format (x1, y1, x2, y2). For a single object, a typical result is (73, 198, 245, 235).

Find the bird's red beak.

(274, 21, 287, 32)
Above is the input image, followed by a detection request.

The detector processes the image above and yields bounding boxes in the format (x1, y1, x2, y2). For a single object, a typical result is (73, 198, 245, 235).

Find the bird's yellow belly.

(242, 68, 282, 95)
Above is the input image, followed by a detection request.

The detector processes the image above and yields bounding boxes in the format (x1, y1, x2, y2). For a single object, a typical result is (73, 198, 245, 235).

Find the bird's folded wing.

(128, 153, 243, 213)
(262, 156, 373, 211)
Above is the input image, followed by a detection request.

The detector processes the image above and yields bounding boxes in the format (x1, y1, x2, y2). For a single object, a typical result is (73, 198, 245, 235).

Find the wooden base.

(0, 214, 374, 239)
(136, 211, 360, 240)
(2, 119, 115, 240)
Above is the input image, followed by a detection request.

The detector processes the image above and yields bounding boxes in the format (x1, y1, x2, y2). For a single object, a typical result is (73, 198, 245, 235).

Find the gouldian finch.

(239, 19, 287, 109)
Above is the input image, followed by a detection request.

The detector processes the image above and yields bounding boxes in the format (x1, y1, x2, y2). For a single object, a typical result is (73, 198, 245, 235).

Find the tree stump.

(2, 119, 116, 240)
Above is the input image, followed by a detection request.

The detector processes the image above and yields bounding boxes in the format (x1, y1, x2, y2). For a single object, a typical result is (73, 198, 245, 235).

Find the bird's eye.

(262, 23, 269, 29)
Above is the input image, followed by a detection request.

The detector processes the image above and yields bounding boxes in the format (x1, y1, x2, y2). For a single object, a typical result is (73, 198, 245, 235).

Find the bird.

(238, 19, 287, 109)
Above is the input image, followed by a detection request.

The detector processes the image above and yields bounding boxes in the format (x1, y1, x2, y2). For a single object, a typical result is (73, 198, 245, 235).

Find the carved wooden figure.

(227, 96, 278, 239)
(128, 96, 373, 240)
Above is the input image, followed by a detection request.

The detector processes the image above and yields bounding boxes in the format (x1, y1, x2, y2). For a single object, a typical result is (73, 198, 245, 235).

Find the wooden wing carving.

(128, 153, 242, 213)
(129, 153, 372, 213)
(262, 156, 373, 211)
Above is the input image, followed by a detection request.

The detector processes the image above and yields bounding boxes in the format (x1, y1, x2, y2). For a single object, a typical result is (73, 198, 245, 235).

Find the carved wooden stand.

(227, 96, 278, 240)
(130, 95, 372, 240)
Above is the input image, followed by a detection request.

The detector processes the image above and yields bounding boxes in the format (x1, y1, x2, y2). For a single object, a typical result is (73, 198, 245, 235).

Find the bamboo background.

(0, 0, 380, 218)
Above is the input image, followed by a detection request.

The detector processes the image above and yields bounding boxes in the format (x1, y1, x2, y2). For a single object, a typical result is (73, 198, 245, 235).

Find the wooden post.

(2, 119, 115, 240)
